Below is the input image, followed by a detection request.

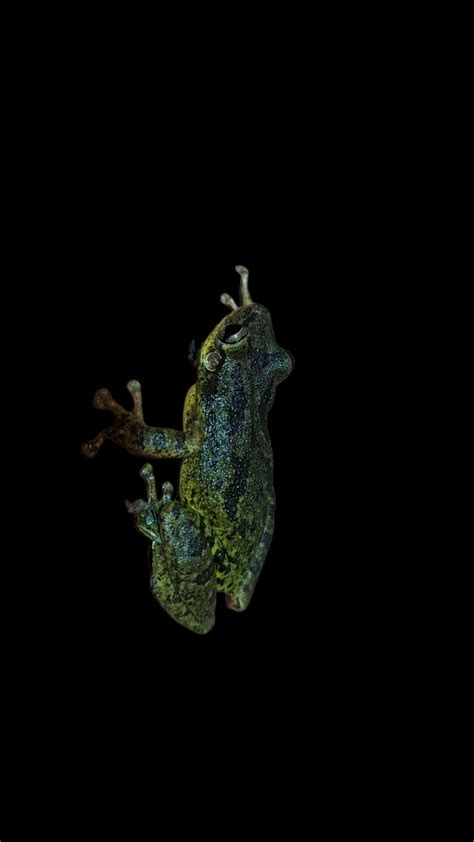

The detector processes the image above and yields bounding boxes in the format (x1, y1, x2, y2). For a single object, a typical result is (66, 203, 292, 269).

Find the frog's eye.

(219, 324, 249, 345)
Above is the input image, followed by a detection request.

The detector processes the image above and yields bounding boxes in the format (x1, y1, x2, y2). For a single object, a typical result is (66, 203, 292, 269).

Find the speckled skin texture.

(82, 267, 293, 634)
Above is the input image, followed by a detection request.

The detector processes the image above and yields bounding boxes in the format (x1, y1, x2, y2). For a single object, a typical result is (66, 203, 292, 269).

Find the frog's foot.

(125, 463, 173, 542)
(126, 464, 216, 634)
(220, 265, 253, 311)
(81, 379, 144, 458)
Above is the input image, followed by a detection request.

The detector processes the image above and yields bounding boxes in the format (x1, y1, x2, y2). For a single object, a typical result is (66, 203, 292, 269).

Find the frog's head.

(197, 266, 293, 403)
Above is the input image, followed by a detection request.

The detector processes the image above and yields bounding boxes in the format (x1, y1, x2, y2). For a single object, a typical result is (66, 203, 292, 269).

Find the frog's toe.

(126, 497, 160, 541)
(220, 292, 238, 311)
(127, 379, 144, 420)
(125, 498, 146, 515)
(161, 481, 174, 505)
(137, 464, 174, 508)
(139, 462, 160, 505)
(235, 264, 252, 306)
(93, 388, 125, 414)
(81, 433, 106, 458)
(139, 463, 151, 478)
(225, 593, 245, 612)
(92, 382, 144, 421)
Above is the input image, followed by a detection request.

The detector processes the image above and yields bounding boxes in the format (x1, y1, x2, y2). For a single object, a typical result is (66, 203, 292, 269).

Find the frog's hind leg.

(225, 504, 275, 612)
(127, 464, 216, 635)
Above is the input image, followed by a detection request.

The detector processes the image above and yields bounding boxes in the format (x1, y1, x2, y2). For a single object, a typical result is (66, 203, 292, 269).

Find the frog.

(82, 266, 293, 634)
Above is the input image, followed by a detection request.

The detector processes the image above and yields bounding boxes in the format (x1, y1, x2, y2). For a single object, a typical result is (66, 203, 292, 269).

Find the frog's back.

(178, 293, 292, 601)
(179, 375, 275, 588)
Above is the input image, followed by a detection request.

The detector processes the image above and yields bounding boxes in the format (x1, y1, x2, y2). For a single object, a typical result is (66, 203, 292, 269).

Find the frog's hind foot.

(81, 379, 144, 458)
(126, 463, 216, 635)
(125, 463, 174, 542)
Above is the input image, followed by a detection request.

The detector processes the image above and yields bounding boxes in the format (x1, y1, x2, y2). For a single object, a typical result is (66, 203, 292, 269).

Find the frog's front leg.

(81, 380, 188, 460)
(127, 464, 216, 635)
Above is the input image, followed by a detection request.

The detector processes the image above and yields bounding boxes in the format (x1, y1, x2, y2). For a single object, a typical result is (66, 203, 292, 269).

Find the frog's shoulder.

(183, 382, 196, 426)
(183, 383, 204, 449)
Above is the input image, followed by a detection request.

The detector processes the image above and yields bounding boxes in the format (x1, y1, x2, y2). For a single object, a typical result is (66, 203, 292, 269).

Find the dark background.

(72, 239, 338, 651)
(3, 17, 463, 831)
(4, 20, 464, 830)
(21, 139, 389, 690)
(50, 202, 385, 695)
(9, 72, 405, 783)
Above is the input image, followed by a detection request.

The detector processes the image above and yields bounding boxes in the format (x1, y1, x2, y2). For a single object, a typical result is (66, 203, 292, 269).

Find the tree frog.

(82, 266, 293, 634)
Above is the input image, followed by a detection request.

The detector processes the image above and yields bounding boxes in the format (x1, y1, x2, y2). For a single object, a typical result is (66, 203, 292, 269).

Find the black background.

(43, 196, 384, 702)
(9, 76, 404, 795)
(73, 238, 338, 650)
(4, 20, 464, 832)
(21, 143, 388, 686)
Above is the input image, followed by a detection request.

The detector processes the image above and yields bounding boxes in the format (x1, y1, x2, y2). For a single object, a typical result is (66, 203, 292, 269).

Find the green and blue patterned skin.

(82, 267, 293, 634)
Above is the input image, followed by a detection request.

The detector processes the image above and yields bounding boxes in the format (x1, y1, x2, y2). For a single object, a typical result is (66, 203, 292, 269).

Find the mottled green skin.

(82, 280, 292, 634)
(182, 304, 292, 606)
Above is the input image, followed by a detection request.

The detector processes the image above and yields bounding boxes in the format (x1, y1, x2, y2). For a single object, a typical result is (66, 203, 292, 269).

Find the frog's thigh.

(226, 506, 275, 613)
(151, 501, 216, 634)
